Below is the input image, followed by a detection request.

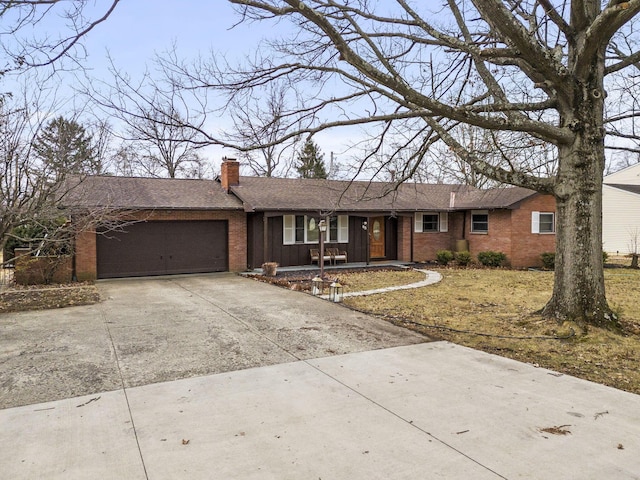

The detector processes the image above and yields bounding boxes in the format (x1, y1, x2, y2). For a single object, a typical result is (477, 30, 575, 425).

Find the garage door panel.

(97, 221, 228, 279)
(164, 222, 228, 274)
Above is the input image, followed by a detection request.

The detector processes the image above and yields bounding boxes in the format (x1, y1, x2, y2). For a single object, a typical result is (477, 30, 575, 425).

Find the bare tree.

(161, 0, 640, 328)
(0, 0, 120, 72)
(0, 80, 130, 267)
(89, 62, 211, 179)
(227, 83, 302, 177)
(120, 106, 208, 179)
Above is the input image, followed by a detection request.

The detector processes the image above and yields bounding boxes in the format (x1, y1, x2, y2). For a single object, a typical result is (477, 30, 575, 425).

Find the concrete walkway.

(321, 268, 442, 299)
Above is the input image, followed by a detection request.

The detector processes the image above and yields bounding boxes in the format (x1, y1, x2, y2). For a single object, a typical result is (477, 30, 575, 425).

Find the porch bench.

(327, 247, 347, 264)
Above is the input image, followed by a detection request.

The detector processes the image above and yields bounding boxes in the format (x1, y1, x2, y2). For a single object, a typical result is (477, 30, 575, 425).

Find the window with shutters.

(531, 212, 555, 234)
(283, 215, 349, 244)
(414, 212, 448, 233)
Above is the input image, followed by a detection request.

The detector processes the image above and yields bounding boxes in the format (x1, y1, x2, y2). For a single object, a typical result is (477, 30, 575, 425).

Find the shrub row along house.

(67, 158, 556, 280)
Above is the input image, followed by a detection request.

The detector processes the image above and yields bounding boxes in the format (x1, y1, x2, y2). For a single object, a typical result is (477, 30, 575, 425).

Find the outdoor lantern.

(312, 275, 323, 296)
(329, 281, 344, 303)
(318, 219, 328, 279)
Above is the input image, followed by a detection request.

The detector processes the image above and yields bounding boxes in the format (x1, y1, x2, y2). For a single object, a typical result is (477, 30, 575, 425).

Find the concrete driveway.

(2, 274, 640, 479)
(0, 273, 425, 409)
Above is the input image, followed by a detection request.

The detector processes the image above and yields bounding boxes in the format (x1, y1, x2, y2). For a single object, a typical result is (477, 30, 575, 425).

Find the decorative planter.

(261, 262, 279, 277)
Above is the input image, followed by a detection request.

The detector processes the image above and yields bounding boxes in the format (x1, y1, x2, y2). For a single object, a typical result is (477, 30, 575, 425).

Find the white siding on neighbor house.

(604, 163, 640, 185)
(602, 185, 640, 254)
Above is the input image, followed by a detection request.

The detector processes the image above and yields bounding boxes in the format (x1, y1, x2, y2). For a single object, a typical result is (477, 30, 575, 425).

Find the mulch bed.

(251, 265, 409, 292)
(0, 283, 101, 313)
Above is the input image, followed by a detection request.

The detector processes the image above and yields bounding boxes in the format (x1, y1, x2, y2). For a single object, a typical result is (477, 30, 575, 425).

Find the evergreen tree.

(33, 116, 100, 179)
(295, 139, 327, 179)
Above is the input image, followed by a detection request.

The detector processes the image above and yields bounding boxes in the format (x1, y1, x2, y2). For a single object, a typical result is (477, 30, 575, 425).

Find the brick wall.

(467, 210, 514, 264)
(74, 209, 248, 280)
(411, 211, 464, 262)
(409, 195, 556, 268)
(396, 216, 412, 261)
(75, 229, 97, 281)
(510, 195, 556, 268)
(466, 194, 556, 268)
(14, 249, 72, 285)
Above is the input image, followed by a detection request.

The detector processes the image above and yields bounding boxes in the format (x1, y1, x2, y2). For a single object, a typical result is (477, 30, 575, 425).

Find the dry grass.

(342, 267, 640, 395)
(338, 268, 426, 291)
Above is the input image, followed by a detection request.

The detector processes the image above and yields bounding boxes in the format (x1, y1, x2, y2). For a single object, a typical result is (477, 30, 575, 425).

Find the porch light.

(312, 275, 324, 296)
(318, 219, 327, 279)
(329, 281, 344, 303)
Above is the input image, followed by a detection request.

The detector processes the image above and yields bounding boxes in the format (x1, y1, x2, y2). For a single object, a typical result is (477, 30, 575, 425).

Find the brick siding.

(396, 216, 412, 261)
(411, 194, 556, 268)
(510, 195, 556, 268)
(14, 249, 72, 285)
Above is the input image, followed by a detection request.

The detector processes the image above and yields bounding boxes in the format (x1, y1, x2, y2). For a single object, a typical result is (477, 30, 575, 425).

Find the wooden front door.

(369, 216, 386, 259)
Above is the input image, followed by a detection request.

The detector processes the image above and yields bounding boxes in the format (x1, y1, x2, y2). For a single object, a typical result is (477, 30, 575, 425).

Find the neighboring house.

(68, 158, 556, 280)
(603, 163, 640, 255)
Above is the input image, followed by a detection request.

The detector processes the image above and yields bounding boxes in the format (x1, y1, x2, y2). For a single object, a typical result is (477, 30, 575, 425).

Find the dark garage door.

(97, 221, 228, 279)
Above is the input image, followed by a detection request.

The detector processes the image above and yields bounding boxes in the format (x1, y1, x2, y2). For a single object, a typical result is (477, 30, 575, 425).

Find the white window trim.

(283, 215, 295, 245)
(284, 214, 349, 244)
(415, 212, 448, 233)
(471, 210, 489, 234)
(532, 211, 555, 234)
(327, 215, 349, 243)
(331, 215, 349, 243)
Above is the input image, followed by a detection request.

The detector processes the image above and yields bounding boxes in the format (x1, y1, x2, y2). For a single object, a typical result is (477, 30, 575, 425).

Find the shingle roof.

(605, 183, 640, 195)
(62, 176, 243, 210)
(62, 174, 539, 213)
(230, 177, 535, 212)
(230, 177, 471, 212)
(452, 186, 537, 209)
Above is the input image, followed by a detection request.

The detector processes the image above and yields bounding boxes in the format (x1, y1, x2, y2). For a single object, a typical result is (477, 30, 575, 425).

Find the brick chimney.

(220, 157, 239, 193)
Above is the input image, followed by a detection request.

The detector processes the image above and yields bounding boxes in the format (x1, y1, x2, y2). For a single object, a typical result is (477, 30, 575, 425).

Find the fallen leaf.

(540, 425, 571, 435)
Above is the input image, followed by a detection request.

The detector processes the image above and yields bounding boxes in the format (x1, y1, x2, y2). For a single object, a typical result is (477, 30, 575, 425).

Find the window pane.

(306, 217, 319, 242)
(338, 215, 349, 243)
(472, 213, 488, 232)
(539, 213, 554, 233)
(295, 215, 305, 243)
(283, 215, 295, 244)
(329, 216, 338, 242)
(422, 214, 439, 232)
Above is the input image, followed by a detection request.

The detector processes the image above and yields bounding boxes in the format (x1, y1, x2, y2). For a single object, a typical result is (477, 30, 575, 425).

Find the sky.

(5, 1, 358, 175)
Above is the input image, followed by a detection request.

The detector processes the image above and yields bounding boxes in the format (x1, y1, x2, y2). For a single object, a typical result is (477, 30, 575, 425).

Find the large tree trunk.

(543, 169, 616, 328)
(542, 99, 618, 329)
(541, 28, 621, 330)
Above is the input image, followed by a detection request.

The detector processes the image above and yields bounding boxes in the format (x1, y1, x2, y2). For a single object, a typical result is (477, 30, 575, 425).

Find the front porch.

(246, 259, 414, 275)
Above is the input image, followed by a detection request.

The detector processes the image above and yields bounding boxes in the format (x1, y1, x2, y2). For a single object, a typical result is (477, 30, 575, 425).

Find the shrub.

(541, 251, 608, 269)
(436, 250, 454, 265)
(541, 252, 556, 270)
(454, 251, 472, 266)
(477, 251, 507, 267)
